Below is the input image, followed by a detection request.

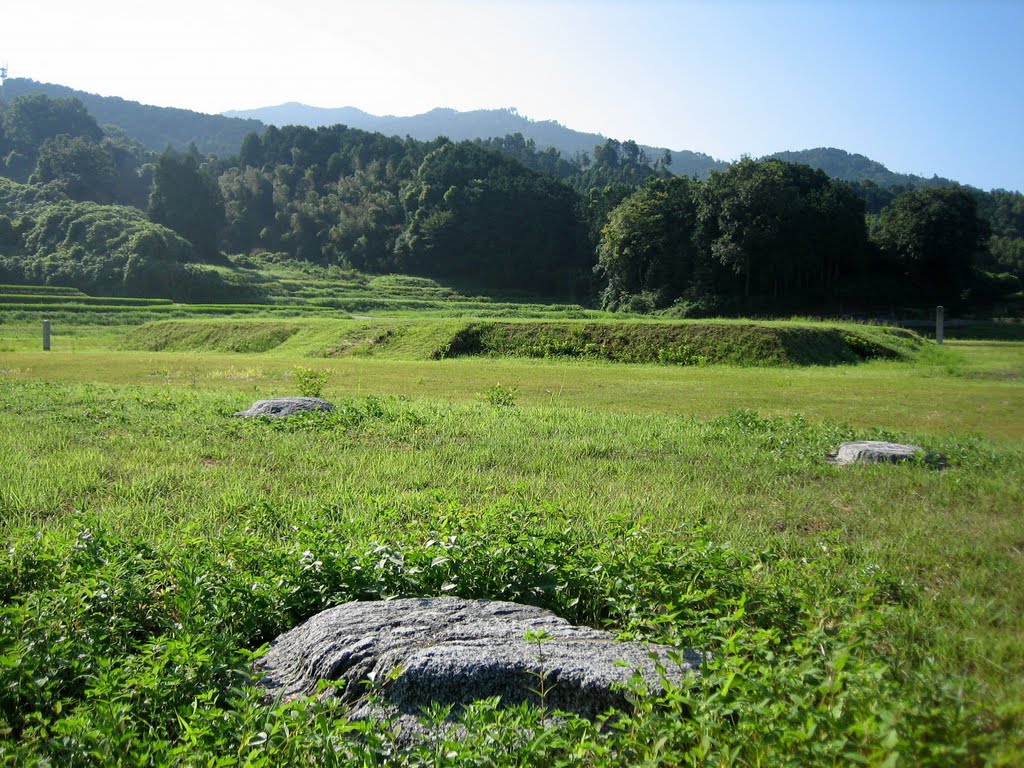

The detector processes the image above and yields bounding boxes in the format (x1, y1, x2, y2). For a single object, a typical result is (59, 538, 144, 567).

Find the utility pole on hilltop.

(0, 62, 8, 84)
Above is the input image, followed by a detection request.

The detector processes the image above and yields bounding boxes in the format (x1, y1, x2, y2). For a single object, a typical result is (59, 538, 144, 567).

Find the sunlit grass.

(1, 320, 1022, 763)
(1, 335, 1021, 438)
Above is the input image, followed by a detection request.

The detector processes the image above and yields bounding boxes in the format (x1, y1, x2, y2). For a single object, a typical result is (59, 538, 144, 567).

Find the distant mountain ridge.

(0, 79, 987, 191)
(226, 102, 979, 189)
(224, 103, 729, 179)
(768, 148, 958, 190)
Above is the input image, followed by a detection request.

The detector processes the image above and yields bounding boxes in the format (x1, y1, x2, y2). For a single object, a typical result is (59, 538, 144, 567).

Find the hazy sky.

(3, 0, 1022, 190)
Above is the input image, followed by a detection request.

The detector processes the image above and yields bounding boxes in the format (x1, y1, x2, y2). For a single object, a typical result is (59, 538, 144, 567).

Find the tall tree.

(620, 140, 641, 167)
(29, 135, 116, 203)
(326, 171, 404, 272)
(0, 94, 105, 182)
(871, 186, 988, 305)
(696, 158, 867, 305)
(103, 135, 153, 209)
(0, 94, 102, 151)
(596, 176, 701, 310)
(394, 141, 589, 294)
(218, 166, 275, 254)
(238, 132, 265, 169)
(592, 139, 621, 168)
(148, 146, 225, 259)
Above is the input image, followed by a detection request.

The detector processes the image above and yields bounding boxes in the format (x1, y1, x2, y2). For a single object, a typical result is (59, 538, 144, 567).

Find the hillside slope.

(0, 78, 263, 157)
(768, 147, 958, 189)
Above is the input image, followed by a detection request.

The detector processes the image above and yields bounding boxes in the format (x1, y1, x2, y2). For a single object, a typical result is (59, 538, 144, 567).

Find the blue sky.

(3, 0, 1022, 190)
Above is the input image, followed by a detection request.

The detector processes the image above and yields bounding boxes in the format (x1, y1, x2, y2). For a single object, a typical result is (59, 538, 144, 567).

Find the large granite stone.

(256, 597, 701, 719)
(831, 440, 946, 467)
(233, 397, 334, 418)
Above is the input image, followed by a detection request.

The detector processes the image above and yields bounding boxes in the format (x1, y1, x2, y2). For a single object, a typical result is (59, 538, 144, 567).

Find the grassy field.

(1, 316, 1021, 439)
(1, 314, 1022, 765)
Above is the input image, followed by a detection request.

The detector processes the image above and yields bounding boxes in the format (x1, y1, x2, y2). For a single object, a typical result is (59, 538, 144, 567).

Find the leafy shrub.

(484, 383, 518, 407)
(0, 177, 247, 301)
(292, 366, 331, 398)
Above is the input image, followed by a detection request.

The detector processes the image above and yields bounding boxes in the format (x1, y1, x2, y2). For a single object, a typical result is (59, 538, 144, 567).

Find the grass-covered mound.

(120, 317, 924, 366)
(118, 319, 304, 353)
(118, 318, 467, 359)
(438, 321, 923, 365)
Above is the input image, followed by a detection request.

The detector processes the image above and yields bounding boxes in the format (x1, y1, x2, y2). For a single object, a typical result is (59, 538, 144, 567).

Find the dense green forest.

(0, 89, 1021, 313)
(224, 102, 729, 179)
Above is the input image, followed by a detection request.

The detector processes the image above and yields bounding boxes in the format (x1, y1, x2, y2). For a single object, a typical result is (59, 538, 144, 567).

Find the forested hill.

(224, 103, 729, 180)
(0, 80, 989, 192)
(768, 148, 959, 189)
(1, 85, 1020, 313)
(0, 79, 263, 158)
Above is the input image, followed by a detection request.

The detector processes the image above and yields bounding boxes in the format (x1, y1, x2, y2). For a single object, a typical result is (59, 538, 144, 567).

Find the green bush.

(292, 366, 331, 398)
(483, 382, 518, 407)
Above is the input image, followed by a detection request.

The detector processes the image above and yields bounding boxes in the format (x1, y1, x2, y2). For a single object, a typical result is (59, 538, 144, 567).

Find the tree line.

(0, 92, 1020, 312)
(598, 161, 1005, 315)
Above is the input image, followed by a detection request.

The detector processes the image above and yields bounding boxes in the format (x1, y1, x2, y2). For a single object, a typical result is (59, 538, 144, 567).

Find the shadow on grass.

(944, 322, 1024, 341)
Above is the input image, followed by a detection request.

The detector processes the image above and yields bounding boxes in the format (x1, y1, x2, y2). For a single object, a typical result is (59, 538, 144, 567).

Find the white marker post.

(42, 319, 51, 351)
(935, 306, 944, 345)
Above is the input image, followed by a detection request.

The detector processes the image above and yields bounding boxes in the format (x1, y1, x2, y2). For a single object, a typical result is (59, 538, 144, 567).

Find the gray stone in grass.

(233, 397, 334, 418)
(831, 440, 946, 467)
(256, 597, 702, 720)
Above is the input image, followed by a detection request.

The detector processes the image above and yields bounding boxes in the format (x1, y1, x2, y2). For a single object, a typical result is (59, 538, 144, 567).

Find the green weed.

(292, 366, 331, 398)
(484, 382, 518, 407)
(0, 508, 1007, 765)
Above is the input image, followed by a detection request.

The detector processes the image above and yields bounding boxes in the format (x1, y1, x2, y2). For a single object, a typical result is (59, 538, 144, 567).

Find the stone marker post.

(42, 319, 51, 351)
(935, 306, 944, 345)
